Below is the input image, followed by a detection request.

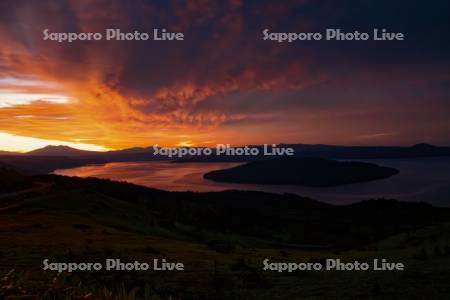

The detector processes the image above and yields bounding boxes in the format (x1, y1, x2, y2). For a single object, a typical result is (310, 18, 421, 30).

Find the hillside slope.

(0, 174, 449, 299)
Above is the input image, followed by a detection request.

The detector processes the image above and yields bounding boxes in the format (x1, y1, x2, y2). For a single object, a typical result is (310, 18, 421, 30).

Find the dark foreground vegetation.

(0, 168, 449, 299)
(0, 164, 33, 192)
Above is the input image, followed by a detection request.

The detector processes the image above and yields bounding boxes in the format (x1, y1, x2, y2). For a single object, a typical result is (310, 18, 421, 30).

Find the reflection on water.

(54, 158, 450, 207)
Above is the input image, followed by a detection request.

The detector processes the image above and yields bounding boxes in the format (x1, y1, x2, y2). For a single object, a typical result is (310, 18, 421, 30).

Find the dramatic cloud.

(0, 0, 449, 150)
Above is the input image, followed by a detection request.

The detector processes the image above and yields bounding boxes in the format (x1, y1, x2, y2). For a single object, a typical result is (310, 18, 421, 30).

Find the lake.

(54, 157, 450, 207)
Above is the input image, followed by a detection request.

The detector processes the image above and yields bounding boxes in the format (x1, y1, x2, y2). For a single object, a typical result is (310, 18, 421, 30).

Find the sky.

(0, 0, 450, 152)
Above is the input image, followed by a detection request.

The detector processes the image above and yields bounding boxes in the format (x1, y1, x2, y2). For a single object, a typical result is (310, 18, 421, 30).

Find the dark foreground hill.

(204, 157, 399, 187)
(0, 163, 33, 192)
(0, 172, 444, 248)
(1, 171, 450, 299)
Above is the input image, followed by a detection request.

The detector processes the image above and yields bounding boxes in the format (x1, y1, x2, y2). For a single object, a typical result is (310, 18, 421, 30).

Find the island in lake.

(204, 157, 399, 187)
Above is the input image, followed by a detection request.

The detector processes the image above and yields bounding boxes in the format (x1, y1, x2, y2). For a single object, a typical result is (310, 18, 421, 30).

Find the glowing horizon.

(0, 1, 449, 151)
(0, 132, 109, 153)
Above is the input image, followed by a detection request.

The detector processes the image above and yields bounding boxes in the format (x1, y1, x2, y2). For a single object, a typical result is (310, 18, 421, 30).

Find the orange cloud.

(0, 0, 449, 151)
(0, 0, 321, 151)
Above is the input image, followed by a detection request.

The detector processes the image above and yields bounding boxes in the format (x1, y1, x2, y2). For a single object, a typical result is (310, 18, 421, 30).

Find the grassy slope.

(0, 175, 449, 299)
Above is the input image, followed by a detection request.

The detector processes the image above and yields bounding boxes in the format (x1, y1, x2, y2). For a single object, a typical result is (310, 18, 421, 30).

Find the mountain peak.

(26, 145, 100, 157)
(41, 145, 73, 150)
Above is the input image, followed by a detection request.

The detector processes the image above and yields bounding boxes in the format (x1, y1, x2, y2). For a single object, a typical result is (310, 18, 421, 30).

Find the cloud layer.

(0, 0, 450, 150)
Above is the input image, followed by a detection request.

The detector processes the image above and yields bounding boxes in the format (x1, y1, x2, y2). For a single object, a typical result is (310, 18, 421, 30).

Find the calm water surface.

(54, 158, 450, 207)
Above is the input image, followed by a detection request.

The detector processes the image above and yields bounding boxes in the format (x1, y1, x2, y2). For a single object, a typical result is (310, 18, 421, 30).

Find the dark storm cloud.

(2, 0, 449, 94)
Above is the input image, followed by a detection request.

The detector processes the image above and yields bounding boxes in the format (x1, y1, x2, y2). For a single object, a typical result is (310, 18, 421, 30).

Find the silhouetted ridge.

(26, 145, 101, 157)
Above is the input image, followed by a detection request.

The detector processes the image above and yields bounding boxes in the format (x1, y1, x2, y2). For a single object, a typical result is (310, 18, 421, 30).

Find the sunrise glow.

(0, 132, 109, 153)
(0, 1, 449, 153)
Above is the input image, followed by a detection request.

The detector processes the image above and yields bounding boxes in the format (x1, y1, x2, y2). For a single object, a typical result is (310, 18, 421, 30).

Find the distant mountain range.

(25, 145, 101, 157)
(22, 145, 159, 159)
(0, 143, 449, 174)
(25, 145, 159, 157)
(5, 143, 450, 158)
(177, 143, 450, 162)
